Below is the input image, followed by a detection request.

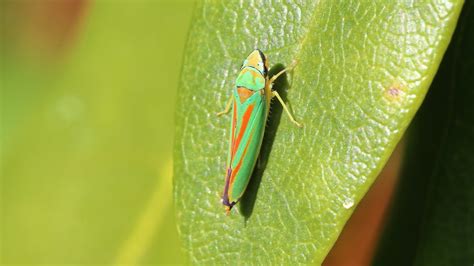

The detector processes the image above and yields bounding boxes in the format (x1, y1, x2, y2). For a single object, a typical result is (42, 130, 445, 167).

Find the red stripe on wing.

(232, 103, 255, 158)
(227, 103, 256, 199)
(229, 130, 252, 185)
(228, 126, 254, 198)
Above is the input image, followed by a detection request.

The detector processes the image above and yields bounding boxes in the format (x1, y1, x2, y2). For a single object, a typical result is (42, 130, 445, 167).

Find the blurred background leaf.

(174, 0, 463, 264)
(1, 0, 194, 264)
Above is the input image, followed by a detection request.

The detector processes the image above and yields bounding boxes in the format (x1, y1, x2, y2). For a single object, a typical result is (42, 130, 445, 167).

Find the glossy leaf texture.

(374, 1, 473, 264)
(174, 1, 463, 264)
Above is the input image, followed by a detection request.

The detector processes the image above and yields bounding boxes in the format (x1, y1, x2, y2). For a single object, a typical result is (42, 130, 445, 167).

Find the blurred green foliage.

(2, 0, 194, 264)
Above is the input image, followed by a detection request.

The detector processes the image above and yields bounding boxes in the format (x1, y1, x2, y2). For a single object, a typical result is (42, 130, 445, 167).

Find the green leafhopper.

(217, 49, 302, 215)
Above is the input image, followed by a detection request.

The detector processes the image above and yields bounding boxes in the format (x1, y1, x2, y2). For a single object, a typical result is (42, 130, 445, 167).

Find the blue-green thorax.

(235, 67, 266, 91)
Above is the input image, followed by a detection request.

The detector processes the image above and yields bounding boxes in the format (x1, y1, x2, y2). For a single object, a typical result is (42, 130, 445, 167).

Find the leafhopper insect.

(217, 49, 302, 215)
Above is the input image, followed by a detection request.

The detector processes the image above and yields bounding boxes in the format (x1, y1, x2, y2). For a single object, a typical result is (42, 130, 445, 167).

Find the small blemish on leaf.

(388, 87, 400, 96)
(384, 82, 407, 104)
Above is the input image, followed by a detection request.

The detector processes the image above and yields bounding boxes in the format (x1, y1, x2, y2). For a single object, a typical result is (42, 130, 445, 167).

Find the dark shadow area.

(239, 63, 293, 220)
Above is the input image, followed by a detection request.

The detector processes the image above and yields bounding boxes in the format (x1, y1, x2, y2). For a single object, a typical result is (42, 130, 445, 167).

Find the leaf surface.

(174, 1, 463, 264)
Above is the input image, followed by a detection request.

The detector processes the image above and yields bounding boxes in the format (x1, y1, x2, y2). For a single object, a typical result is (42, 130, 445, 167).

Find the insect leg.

(216, 95, 233, 116)
(268, 60, 298, 85)
(272, 90, 303, 127)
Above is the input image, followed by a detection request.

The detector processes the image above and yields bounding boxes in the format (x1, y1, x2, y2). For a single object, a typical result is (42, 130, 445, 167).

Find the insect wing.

(224, 87, 267, 204)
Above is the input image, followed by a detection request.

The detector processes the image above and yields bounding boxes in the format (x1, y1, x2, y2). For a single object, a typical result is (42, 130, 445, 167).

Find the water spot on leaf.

(343, 198, 354, 209)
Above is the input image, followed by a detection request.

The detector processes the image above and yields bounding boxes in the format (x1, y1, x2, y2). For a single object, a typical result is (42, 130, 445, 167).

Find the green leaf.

(374, 2, 474, 264)
(174, 1, 463, 264)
